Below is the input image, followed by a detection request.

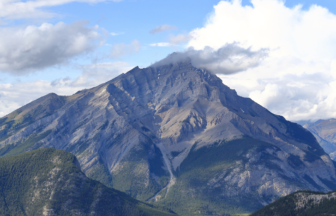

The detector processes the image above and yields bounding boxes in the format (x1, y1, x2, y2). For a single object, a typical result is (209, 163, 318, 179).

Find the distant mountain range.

(0, 148, 175, 216)
(303, 119, 336, 160)
(1, 59, 336, 215)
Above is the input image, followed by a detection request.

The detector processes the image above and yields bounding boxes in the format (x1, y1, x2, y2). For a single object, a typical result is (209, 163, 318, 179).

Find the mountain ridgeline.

(0, 60, 336, 215)
(0, 148, 175, 216)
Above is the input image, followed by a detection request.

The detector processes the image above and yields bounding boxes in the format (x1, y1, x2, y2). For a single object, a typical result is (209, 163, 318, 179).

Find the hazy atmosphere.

(1, 0, 336, 122)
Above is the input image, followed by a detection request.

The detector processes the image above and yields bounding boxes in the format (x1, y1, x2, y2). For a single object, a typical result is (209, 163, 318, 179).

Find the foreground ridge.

(251, 190, 336, 216)
(0, 148, 175, 216)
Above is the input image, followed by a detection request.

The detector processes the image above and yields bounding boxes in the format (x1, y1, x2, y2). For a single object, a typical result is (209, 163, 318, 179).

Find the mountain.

(0, 148, 175, 216)
(303, 119, 336, 160)
(1, 60, 336, 215)
(251, 190, 336, 216)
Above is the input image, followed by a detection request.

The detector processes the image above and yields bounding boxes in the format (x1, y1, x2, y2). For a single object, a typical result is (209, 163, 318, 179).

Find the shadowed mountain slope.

(0, 148, 175, 216)
(0, 60, 336, 215)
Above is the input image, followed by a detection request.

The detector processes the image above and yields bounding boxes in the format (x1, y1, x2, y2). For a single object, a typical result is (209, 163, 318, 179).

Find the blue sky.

(1, 0, 336, 121)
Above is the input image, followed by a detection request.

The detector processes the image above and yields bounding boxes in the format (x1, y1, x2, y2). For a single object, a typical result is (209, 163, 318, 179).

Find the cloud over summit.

(153, 43, 268, 75)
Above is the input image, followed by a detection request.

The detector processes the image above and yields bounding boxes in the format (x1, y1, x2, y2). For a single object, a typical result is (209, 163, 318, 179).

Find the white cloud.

(111, 40, 140, 59)
(150, 34, 193, 47)
(248, 76, 336, 122)
(150, 24, 177, 34)
(0, 61, 132, 117)
(0, 21, 104, 75)
(0, 0, 122, 20)
(187, 0, 336, 121)
(331, 60, 336, 79)
(189, 0, 336, 61)
(218, 57, 335, 121)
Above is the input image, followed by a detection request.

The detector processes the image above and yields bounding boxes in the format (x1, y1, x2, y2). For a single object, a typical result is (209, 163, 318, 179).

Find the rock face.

(0, 148, 175, 216)
(1, 60, 336, 215)
(251, 190, 336, 216)
(303, 119, 336, 160)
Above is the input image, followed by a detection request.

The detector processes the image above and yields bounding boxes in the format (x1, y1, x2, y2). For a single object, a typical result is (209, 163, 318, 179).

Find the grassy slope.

(0, 148, 176, 216)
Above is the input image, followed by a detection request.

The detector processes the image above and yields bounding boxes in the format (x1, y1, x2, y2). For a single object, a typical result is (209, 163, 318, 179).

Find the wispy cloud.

(149, 42, 170, 47)
(73, 61, 133, 87)
(150, 34, 192, 47)
(110, 40, 140, 59)
(169, 34, 192, 45)
(0, 0, 123, 20)
(110, 32, 124, 36)
(150, 24, 177, 34)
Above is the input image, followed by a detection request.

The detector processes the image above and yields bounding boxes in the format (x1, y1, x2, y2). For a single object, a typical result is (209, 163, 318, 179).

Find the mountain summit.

(1, 60, 336, 215)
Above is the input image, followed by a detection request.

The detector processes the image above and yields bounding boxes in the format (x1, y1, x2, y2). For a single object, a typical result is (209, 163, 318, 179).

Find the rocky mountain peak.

(0, 61, 336, 215)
